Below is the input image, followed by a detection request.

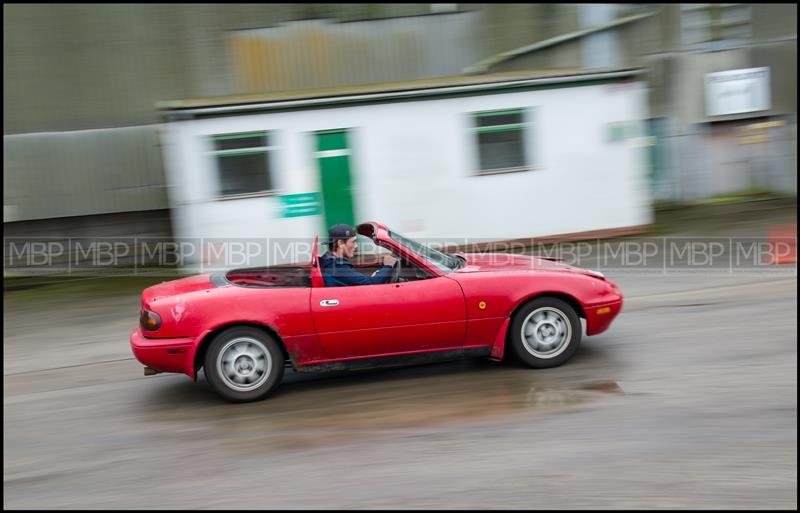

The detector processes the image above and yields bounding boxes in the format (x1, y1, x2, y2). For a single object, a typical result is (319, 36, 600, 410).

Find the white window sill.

(214, 190, 281, 201)
(474, 166, 536, 176)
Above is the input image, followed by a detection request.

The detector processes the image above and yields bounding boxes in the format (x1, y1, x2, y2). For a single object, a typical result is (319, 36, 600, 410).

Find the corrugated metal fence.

(3, 125, 168, 222)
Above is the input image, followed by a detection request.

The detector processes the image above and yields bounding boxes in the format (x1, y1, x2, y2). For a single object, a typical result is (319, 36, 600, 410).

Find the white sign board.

(705, 67, 770, 117)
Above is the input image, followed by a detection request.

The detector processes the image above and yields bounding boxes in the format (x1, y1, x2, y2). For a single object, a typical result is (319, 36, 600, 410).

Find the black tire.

(204, 326, 284, 403)
(508, 297, 582, 368)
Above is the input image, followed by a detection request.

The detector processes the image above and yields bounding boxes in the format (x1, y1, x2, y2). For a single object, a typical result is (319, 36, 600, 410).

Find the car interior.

(224, 265, 312, 288)
(222, 223, 437, 288)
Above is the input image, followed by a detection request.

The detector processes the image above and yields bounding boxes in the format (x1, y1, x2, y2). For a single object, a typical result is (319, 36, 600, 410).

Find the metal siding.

(3, 126, 168, 221)
(230, 12, 486, 94)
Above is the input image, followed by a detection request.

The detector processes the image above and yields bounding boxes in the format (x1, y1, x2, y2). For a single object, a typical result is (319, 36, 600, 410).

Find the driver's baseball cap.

(327, 223, 357, 243)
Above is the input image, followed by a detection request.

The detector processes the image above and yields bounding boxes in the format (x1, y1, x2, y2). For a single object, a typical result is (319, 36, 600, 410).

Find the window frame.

(470, 107, 535, 176)
(680, 4, 752, 49)
(208, 130, 279, 200)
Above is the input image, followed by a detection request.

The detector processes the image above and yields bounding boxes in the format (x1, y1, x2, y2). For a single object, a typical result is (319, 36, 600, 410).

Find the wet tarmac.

(3, 274, 797, 509)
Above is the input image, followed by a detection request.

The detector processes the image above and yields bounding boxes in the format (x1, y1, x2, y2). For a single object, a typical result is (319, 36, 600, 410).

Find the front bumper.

(130, 327, 195, 376)
(584, 297, 623, 336)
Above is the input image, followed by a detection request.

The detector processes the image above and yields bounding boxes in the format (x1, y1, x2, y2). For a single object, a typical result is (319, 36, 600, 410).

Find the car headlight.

(140, 309, 162, 331)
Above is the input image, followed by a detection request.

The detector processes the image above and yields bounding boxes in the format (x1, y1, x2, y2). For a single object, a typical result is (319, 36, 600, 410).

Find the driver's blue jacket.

(319, 252, 393, 287)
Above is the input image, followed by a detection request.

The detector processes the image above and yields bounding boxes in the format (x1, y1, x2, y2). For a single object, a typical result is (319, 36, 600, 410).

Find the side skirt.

(293, 347, 492, 373)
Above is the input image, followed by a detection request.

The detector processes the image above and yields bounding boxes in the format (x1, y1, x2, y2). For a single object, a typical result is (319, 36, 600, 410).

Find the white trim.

(210, 146, 276, 156)
(214, 190, 280, 201)
(313, 149, 352, 158)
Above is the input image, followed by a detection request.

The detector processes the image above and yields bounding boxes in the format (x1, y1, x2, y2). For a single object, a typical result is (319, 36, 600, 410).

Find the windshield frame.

(388, 230, 461, 274)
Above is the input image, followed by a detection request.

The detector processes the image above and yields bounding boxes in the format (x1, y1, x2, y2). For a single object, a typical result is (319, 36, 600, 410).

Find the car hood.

(141, 274, 215, 304)
(454, 253, 604, 279)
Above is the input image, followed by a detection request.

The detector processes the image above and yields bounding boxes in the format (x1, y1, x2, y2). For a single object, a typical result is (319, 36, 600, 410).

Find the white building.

(158, 68, 652, 268)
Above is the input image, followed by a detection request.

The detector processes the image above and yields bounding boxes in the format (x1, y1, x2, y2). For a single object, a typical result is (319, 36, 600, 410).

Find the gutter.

(163, 69, 644, 118)
(462, 11, 658, 75)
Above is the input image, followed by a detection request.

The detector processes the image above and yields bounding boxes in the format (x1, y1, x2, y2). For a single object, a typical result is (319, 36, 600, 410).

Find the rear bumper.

(584, 297, 623, 336)
(130, 328, 195, 376)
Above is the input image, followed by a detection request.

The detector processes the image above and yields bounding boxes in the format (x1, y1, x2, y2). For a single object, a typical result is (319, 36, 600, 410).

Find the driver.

(319, 224, 397, 287)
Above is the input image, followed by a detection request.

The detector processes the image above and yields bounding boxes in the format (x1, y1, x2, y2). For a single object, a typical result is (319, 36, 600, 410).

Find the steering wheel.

(390, 259, 402, 283)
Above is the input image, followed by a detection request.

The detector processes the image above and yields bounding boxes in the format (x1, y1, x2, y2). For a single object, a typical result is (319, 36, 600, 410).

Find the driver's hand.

(383, 255, 398, 267)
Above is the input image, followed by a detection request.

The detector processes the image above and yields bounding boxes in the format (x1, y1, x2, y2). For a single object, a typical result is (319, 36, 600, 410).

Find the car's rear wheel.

(509, 297, 582, 368)
(204, 326, 284, 403)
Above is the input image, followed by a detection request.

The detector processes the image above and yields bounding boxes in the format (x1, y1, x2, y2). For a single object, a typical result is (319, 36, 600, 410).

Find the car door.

(310, 276, 466, 359)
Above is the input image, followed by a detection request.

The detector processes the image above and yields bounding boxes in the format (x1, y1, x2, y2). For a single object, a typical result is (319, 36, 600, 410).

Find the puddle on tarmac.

(175, 365, 627, 454)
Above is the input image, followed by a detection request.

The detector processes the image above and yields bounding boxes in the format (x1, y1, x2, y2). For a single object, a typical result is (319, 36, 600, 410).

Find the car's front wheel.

(204, 326, 284, 403)
(509, 297, 582, 368)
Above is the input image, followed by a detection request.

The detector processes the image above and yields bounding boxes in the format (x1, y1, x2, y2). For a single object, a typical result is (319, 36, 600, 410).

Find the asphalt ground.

(3, 204, 797, 509)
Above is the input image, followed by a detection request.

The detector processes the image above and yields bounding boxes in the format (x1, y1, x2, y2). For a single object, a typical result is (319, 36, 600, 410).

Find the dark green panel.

(316, 131, 349, 152)
(316, 131, 356, 230)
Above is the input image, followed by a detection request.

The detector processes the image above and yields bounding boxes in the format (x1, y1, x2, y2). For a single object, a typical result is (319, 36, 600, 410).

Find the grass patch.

(650, 193, 796, 235)
(695, 188, 786, 205)
(654, 189, 794, 212)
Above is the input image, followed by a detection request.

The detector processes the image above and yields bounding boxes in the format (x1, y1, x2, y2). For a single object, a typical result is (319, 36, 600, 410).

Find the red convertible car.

(130, 222, 623, 402)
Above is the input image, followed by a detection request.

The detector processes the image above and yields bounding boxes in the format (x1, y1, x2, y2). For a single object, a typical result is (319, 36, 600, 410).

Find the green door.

(315, 130, 356, 229)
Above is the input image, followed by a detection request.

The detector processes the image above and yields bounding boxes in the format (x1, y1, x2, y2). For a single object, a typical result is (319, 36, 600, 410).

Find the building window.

(210, 131, 275, 198)
(472, 109, 531, 175)
(680, 4, 751, 48)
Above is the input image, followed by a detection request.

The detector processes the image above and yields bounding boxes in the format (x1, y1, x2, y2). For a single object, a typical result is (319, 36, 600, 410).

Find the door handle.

(320, 299, 339, 307)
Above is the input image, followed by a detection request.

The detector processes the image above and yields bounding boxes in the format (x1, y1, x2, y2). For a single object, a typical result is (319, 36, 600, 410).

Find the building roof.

(157, 67, 645, 118)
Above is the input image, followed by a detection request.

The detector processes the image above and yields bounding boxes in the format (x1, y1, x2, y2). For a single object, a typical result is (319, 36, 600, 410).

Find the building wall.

(3, 4, 794, 232)
(164, 81, 651, 266)
(3, 3, 450, 133)
(2, 4, 539, 224)
(647, 4, 797, 201)
(3, 125, 168, 222)
(484, 5, 796, 128)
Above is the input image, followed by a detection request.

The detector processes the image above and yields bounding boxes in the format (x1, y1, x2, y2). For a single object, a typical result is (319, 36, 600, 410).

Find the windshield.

(388, 230, 462, 274)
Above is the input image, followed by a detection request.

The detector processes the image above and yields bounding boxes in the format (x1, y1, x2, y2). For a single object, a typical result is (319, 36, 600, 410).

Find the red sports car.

(130, 222, 623, 402)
